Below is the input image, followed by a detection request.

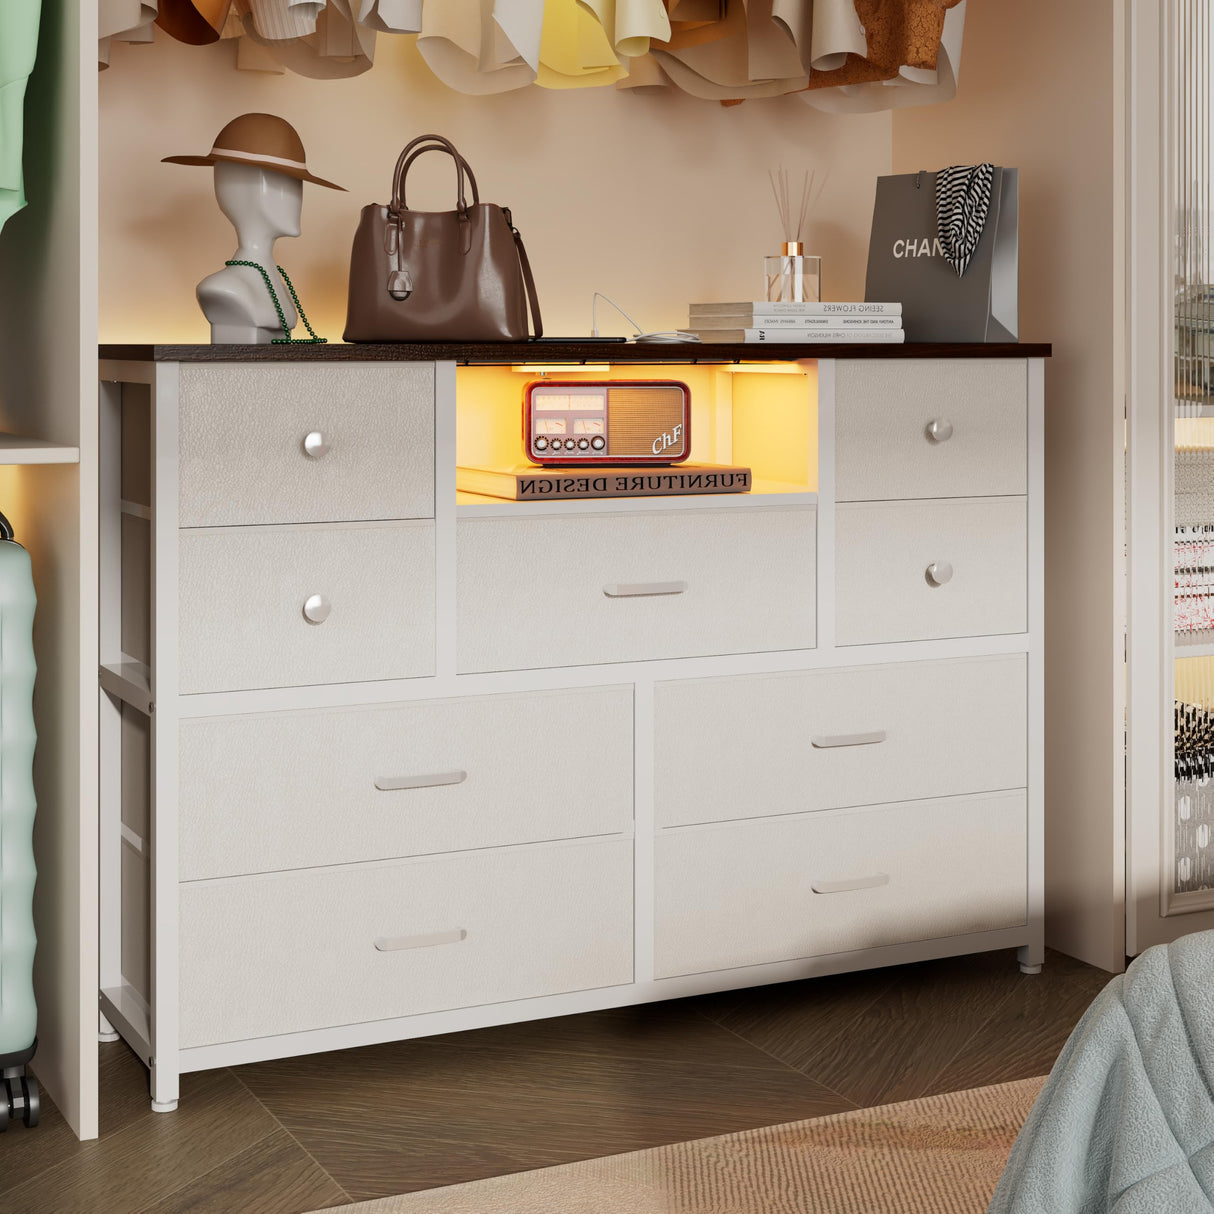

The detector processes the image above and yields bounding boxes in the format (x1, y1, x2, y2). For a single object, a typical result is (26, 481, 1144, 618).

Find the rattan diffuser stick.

(768, 167, 828, 246)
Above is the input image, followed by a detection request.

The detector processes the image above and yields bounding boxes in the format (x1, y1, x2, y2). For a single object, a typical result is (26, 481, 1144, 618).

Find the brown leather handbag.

(344, 134, 542, 343)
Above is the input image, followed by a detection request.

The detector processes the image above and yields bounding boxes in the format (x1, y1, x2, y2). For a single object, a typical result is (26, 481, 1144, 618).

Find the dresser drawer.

(835, 359, 1026, 501)
(655, 655, 1025, 829)
(655, 792, 1026, 978)
(179, 521, 434, 693)
(179, 687, 633, 880)
(178, 363, 434, 526)
(457, 507, 815, 672)
(179, 837, 633, 1046)
(835, 498, 1026, 645)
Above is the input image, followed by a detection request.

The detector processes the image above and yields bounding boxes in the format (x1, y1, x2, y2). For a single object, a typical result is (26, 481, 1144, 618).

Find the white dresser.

(97, 346, 1046, 1112)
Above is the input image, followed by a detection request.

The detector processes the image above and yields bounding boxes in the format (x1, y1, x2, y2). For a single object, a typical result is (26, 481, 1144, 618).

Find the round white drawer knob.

(303, 593, 331, 624)
(925, 560, 954, 587)
(303, 431, 330, 459)
(925, 418, 954, 443)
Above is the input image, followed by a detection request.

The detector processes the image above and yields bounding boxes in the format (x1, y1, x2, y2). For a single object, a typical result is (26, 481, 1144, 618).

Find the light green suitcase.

(0, 511, 38, 1130)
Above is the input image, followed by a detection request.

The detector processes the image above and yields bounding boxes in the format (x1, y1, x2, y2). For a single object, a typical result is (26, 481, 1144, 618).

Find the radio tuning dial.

(591, 436, 605, 451)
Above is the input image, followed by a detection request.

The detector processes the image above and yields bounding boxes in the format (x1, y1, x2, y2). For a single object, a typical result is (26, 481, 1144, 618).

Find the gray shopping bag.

(864, 167, 1018, 342)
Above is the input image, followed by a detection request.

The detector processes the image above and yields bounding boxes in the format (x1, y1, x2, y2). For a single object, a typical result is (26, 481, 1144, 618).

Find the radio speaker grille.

(606, 387, 688, 459)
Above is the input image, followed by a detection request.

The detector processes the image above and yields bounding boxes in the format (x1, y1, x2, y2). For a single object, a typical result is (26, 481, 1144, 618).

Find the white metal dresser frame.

(96, 356, 1045, 1110)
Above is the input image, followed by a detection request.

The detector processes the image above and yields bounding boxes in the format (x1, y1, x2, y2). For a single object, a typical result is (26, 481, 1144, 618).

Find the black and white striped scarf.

(935, 163, 994, 277)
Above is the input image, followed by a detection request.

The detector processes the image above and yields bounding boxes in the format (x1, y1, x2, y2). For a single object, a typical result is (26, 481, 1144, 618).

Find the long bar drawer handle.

(603, 580, 688, 598)
(811, 874, 890, 895)
(810, 730, 887, 749)
(375, 928, 467, 952)
(374, 771, 468, 791)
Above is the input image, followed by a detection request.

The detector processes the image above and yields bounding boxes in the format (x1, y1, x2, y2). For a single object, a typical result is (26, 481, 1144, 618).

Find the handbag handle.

(391, 134, 480, 216)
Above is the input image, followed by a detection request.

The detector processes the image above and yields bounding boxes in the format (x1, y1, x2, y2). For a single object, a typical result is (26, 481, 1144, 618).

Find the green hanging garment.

(0, 2, 42, 234)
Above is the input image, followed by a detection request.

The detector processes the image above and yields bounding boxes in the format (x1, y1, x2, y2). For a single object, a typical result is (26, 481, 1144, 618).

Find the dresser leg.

(150, 1062, 179, 1113)
(98, 1012, 120, 1043)
(1017, 942, 1044, 975)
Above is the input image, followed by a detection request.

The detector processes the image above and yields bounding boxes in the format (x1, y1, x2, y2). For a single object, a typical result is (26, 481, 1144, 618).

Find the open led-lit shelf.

(0, 432, 80, 464)
(456, 482, 817, 517)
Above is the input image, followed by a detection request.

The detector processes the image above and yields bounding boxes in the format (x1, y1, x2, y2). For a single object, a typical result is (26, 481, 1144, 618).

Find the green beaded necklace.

(224, 260, 327, 344)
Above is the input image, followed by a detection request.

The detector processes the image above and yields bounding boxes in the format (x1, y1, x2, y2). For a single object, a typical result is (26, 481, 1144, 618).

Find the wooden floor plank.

(926, 950, 1113, 1094)
(2, 1039, 191, 1193)
(740, 951, 1026, 1108)
(0, 1064, 279, 1214)
(237, 1034, 855, 1201)
(136, 1128, 350, 1214)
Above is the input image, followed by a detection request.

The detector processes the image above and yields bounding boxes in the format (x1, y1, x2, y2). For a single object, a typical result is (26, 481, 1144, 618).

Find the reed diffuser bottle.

(765, 168, 824, 303)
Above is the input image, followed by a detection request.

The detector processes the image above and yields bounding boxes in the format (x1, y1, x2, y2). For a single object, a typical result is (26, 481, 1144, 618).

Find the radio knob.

(591, 436, 605, 450)
(578, 438, 590, 450)
(565, 438, 577, 451)
(534, 436, 548, 451)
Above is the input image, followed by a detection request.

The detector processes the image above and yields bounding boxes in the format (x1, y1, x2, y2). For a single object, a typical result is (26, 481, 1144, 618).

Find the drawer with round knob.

(178, 520, 435, 693)
(835, 497, 1026, 645)
(177, 363, 434, 526)
(835, 359, 1026, 501)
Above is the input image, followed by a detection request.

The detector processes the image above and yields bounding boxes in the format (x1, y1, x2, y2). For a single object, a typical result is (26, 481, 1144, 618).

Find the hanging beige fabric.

(800, 0, 964, 112)
(99, 0, 157, 69)
(240, 0, 377, 76)
(358, 0, 421, 32)
(246, 0, 326, 39)
(580, 0, 671, 58)
(648, 0, 806, 101)
(417, 0, 537, 95)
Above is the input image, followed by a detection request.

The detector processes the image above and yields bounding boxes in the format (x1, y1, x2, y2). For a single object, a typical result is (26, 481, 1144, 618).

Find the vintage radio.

(524, 380, 691, 466)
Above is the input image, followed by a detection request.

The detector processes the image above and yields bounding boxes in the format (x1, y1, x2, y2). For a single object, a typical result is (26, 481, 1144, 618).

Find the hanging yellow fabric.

(535, 0, 626, 89)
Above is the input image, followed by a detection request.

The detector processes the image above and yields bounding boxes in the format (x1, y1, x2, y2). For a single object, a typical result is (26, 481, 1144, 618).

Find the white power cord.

(591, 292, 700, 344)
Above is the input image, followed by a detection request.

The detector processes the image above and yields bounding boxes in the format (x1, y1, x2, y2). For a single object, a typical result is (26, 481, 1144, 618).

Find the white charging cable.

(591, 292, 700, 344)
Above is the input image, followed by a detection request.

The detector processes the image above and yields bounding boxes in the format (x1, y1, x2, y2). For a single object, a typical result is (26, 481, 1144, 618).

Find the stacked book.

(686, 301, 905, 344)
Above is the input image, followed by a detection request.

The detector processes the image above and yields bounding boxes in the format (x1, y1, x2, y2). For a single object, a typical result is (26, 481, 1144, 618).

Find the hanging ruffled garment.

(0, 0, 41, 234)
(417, 0, 670, 94)
(237, 0, 379, 76)
(99, 0, 158, 69)
(416, 0, 539, 95)
(631, 0, 807, 102)
(799, 0, 965, 113)
(624, 0, 963, 110)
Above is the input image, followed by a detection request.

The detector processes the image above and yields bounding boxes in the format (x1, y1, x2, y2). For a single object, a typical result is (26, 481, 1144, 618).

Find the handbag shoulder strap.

(507, 215, 543, 340)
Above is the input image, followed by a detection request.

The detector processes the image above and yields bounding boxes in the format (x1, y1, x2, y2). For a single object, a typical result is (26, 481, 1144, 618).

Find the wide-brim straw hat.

(155, 0, 233, 46)
(162, 113, 345, 191)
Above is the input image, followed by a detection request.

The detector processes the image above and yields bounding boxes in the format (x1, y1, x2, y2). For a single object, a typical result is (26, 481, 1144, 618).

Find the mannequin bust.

(197, 161, 302, 344)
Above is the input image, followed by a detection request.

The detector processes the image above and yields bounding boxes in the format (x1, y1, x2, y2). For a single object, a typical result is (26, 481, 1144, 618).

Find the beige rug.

(314, 1076, 1044, 1214)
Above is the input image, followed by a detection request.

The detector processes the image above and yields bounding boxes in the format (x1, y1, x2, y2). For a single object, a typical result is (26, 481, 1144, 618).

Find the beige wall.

(894, 0, 1125, 972)
(99, 34, 891, 342)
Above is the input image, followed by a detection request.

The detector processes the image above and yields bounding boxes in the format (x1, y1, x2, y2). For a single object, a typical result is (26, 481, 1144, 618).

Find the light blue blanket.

(989, 931, 1214, 1213)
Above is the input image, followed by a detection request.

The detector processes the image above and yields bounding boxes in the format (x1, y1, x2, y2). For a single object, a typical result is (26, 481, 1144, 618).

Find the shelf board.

(456, 482, 817, 518)
(100, 985, 151, 1066)
(0, 432, 79, 464)
(99, 660, 153, 714)
(1176, 631, 1214, 658)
